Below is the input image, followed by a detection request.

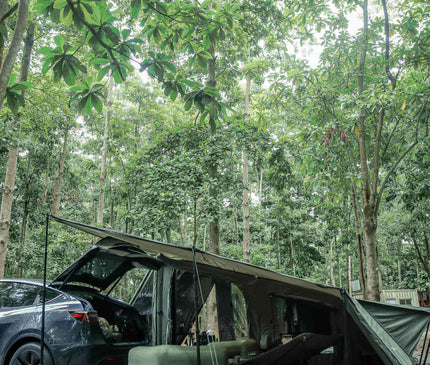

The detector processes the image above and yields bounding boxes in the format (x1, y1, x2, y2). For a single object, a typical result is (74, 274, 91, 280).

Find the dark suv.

(0, 239, 159, 365)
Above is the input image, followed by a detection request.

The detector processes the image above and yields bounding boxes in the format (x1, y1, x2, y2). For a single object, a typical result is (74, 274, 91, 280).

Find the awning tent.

(51, 216, 342, 306)
(52, 216, 430, 365)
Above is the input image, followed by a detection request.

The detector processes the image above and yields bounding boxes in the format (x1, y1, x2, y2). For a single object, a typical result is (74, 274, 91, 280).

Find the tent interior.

(52, 217, 430, 365)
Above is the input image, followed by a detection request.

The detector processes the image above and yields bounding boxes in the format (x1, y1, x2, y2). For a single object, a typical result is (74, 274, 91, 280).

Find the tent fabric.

(358, 299, 430, 356)
(345, 293, 415, 365)
(51, 216, 342, 305)
(53, 216, 430, 364)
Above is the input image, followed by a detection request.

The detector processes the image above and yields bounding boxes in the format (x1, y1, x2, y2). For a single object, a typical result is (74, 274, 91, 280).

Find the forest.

(0, 0, 429, 303)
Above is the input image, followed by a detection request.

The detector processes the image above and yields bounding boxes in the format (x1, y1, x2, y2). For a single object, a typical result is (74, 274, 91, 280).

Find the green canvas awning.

(345, 293, 428, 365)
(359, 299, 430, 356)
(51, 216, 342, 306)
(52, 216, 430, 365)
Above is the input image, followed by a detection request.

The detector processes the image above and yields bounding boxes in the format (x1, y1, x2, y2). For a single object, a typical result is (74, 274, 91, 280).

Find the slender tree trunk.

(276, 227, 281, 269)
(17, 197, 29, 278)
(242, 72, 251, 263)
(207, 41, 219, 339)
(193, 200, 197, 248)
(242, 152, 250, 262)
(397, 259, 402, 283)
(259, 169, 263, 204)
(40, 156, 50, 209)
(351, 186, 367, 298)
(17, 156, 31, 278)
(97, 75, 114, 225)
(330, 238, 335, 286)
(290, 234, 295, 276)
(348, 255, 352, 295)
(0, 0, 30, 112)
(52, 130, 69, 217)
(412, 233, 430, 280)
(180, 211, 187, 247)
(0, 21, 34, 278)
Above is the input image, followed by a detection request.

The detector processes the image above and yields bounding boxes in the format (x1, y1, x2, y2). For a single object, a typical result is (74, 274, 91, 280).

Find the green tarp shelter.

(52, 216, 430, 365)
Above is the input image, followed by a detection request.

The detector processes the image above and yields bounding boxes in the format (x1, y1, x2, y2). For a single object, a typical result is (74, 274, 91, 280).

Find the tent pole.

(41, 214, 49, 365)
(420, 322, 430, 365)
(192, 247, 201, 365)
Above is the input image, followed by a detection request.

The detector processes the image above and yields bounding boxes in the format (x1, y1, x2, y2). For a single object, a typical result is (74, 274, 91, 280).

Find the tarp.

(358, 299, 430, 356)
(345, 294, 416, 365)
(52, 216, 430, 364)
(51, 216, 342, 306)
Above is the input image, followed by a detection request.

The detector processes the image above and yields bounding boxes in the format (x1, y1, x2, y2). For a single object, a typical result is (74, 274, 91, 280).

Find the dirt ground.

(414, 332, 430, 364)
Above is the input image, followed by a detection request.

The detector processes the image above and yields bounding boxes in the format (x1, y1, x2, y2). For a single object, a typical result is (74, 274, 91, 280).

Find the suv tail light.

(70, 311, 98, 323)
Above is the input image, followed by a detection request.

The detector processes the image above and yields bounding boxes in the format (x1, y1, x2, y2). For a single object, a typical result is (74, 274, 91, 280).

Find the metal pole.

(41, 214, 49, 365)
(420, 322, 430, 365)
(192, 247, 201, 365)
(419, 323, 430, 365)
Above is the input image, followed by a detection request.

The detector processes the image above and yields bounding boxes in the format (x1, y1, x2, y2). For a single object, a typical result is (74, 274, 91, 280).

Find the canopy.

(358, 299, 430, 356)
(51, 216, 342, 305)
(52, 216, 430, 364)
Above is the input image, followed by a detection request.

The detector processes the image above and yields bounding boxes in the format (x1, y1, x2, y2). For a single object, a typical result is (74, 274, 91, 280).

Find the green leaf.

(84, 95, 93, 114)
(69, 85, 85, 91)
(91, 93, 103, 112)
(185, 98, 193, 111)
(201, 0, 211, 8)
(6, 93, 18, 114)
(122, 29, 131, 40)
(169, 89, 178, 101)
(60, 6, 73, 25)
(53, 0, 67, 10)
(7, 74, 16, 86)
(197, 55, 207, 69)
(89, 58, 110, 66)
(164, 61, 176, 73)
(54, 35, 64, 49)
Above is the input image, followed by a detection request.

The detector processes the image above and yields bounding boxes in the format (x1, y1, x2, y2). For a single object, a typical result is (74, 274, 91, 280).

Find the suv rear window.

(0, 282, 40, 308)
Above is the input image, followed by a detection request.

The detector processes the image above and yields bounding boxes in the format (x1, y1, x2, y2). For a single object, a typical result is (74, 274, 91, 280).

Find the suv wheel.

(9, 342, 54, 365)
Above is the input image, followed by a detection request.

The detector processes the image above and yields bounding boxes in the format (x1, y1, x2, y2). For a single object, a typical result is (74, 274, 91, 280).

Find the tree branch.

(381, 0, 396, 89)
(372, 108, 384, 196)
(65, 0, 125, 81)
(381, 116, 401, 161)
(0, 2, 18, 24)
(412, 233, 430, 277)
(376, 139, 418, 210)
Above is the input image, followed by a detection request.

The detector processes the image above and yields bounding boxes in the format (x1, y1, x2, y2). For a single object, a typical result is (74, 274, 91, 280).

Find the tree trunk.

(397, 259, 402, 283)
(40, 156, 50, 209)
(348, 255, 352, 295)
(207, 41, 219, 340)
(242, 72, 251, 263)
(290, 234, 295, 276)
(242, 152, 250, 262)
(330, 238, 335, 286)
(97, 74, 114, 225)
(17, 156, 31, 278)
(277, 227, 281, 269)
(0, 21, 34, 278)
(0, 0, 30, 112)
(52, 130, 69, 217)
(180, 212, 187, 247)
(362, 206, 379, 300)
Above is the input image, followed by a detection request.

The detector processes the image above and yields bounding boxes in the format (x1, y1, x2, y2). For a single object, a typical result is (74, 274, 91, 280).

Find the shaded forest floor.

(414, 332, 430, 364)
